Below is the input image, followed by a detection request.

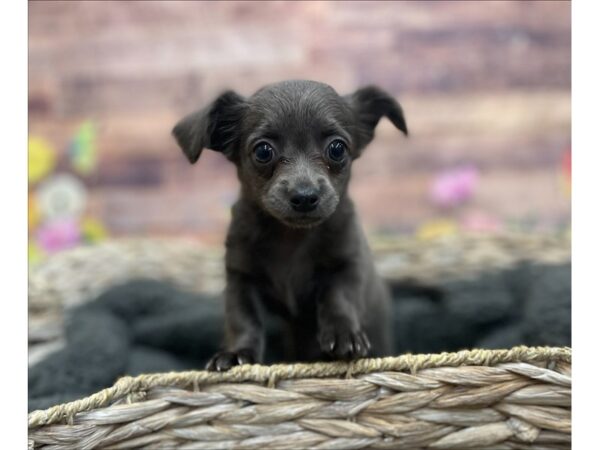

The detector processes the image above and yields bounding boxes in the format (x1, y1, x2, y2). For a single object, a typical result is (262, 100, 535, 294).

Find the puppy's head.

(173, 80, 407, 228)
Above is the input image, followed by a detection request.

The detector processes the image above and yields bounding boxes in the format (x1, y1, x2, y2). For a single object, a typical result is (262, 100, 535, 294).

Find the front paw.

(318, 325, 371, 360)
(205, 348, 256, 372)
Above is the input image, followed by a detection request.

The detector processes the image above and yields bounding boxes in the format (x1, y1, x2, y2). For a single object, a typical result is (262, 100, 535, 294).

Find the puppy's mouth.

(262, 202, 334, 229)
(279, 213, 327, 229)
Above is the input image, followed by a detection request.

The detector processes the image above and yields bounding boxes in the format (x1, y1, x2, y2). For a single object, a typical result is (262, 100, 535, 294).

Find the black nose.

(290, 189, 320, 212)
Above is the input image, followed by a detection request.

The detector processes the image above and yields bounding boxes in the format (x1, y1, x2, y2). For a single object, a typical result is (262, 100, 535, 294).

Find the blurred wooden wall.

(28, 1, 571, 241)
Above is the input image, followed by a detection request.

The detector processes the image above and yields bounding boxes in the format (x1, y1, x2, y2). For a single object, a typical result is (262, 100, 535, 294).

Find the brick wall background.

(28, 1, 571, 243)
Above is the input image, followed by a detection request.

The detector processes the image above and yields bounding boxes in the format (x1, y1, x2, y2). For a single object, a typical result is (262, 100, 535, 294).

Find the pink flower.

(430, 165, 479, 208)
(36, 218, 81, 253)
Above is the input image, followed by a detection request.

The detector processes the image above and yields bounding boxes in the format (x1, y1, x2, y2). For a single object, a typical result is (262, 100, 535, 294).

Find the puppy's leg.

(317, 281, 371, 360)
(206, 272, 264, 371)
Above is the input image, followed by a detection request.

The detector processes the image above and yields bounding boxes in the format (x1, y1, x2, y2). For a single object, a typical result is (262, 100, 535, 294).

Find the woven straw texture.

(29, 346, 570, 449)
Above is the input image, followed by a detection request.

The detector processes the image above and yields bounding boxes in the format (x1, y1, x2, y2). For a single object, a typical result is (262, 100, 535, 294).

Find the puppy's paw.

(318, 326, 371, 360)
(205, 349, 256, 372)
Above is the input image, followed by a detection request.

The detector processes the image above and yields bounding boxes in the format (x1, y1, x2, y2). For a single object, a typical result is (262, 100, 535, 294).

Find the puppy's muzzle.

(289, 187, 320, 212)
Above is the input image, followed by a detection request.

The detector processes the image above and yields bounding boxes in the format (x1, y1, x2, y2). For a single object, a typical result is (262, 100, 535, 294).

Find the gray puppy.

(173, 80, 407, 371)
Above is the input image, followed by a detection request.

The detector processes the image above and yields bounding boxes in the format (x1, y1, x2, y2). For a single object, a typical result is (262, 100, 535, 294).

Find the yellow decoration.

(28, 194, 41, 232)
(81, 217, 108, 243)
(28, 242, 45, 265)
(28, 137, 56, 184)
(416, 219, 458, 241)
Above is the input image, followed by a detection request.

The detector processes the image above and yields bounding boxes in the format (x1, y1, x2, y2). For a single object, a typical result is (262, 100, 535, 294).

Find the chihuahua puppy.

(173, 80, 407, 371)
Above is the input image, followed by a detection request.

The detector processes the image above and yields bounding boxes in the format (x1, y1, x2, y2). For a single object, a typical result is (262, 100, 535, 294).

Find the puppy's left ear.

(345, 85, 408, 152)
(172, 90, 246, 164)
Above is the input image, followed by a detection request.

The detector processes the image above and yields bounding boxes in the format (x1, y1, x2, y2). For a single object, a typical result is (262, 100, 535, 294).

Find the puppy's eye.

(253, 142, 274, 163)
(327, 140, 347, 162)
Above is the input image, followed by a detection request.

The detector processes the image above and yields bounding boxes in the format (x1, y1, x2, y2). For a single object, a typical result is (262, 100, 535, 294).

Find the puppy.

(172, 80, 408, 371)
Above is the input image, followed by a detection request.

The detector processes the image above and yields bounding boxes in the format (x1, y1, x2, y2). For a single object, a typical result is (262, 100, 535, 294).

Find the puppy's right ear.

(172, 90, 246, 164)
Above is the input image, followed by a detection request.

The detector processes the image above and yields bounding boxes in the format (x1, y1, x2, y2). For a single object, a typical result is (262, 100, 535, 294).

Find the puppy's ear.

(172, 90, 246, 164)
(345, 85, 408, 151)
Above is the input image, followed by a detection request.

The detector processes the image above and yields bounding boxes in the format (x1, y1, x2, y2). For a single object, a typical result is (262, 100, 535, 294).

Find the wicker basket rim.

(28, 345, 570, 429)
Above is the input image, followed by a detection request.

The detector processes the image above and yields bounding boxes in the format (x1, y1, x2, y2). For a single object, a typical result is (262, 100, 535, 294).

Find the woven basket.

(28, 347, 571, 449)
(28, 234, 571, 449)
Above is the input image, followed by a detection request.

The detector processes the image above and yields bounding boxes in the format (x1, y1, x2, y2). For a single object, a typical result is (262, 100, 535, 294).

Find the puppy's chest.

(257, 239, 320, 316)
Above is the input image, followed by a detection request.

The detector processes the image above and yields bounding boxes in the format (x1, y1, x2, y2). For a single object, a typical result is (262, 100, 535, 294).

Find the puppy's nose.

(290, 188, 320, 212)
